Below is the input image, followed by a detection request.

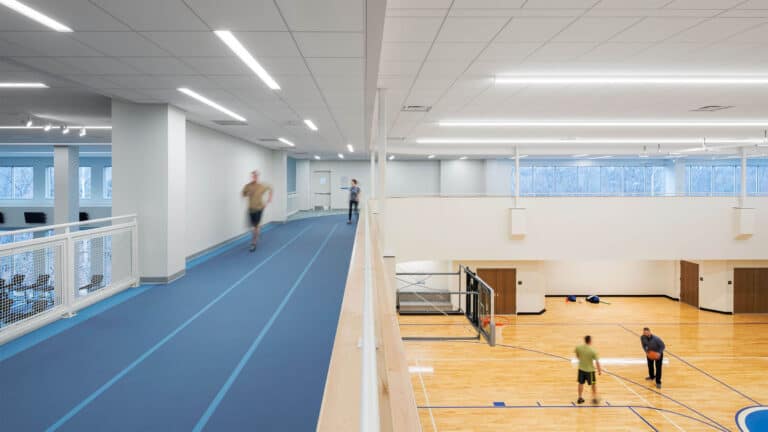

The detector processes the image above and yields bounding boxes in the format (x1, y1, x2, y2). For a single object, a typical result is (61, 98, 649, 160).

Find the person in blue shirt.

(347, 179, 360, 224)
(641, 327, 666, 389)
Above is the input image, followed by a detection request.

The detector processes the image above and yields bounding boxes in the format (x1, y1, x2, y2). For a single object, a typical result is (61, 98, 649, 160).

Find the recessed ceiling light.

(0, 1, 72, 32)
(277, 137, 295, 147)
(178, 87, 245, 122)
(495, 75, 768, 85)
(0, 125, 111, 130)
(427, 154, 435, 159)
(314, 155, 320, 160)
(439, 120, 768, 128)
(388, 155, 395, 160)
(459, 156, 467, 160)
(347, 144, 354, 153)
(61, 125, 69, 135)
(572, 154, 589, 158)
(0, 82, 48, 88)
(44, 124, 52, 132)
(416, 138, 763, 145)
(304, 119, 318, 131)
(338, 153, 344, 159)
(214, 30, 280, 90)
(79, 127, 86, 137)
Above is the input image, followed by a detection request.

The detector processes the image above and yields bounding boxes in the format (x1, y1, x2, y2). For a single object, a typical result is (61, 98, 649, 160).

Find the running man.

(347, 179, 360, 224)
(242, 170, 273, 252)
(641, 327, 666, 389)
(575, 335, 602, 404)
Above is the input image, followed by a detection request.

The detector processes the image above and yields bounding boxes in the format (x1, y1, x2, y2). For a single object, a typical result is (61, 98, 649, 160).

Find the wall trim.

(546, 294, 679, 300)
(699, 306, 733, 315)
(517, 309, 546, 315)
(141, 269, 185, 285)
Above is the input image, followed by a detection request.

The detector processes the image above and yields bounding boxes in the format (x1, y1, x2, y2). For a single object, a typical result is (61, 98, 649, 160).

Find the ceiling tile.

(428, 43, 486, 62)
(275, 0, 363, 31)
(453, 0, 526, 7)
(142, 32, 229, 57)
(184, 0, 286, 31)
(62, 74, 121, 89)
(89, 0, 208, 31)
(10, 57, 88, 75)
(57, 57, 142, 75)
(727, 22, 768, 41)
(119, 57, 199, 75)
(73, 32, 169, 57)
(737, 0, 768, 7)
(495, 17, 575, 42)
(183, 57, 252, 75)
(478, 42, 541, 62)
(594, 0, 672, 7)
(306, 58, 363, 78)
(234, 32, 301, 57)
(106, 74, 217, 89)
(0, 33, 103, 57)
(23, 0, 129, 30)
(669, 18, 767, 43)
(610, 18, 705, 42)
(665, 0, 744, 8)
(383, 17, 444, 42)
(380, 42, 432, 61)
(524, 42, 597, 62)
(378, 61, 423, 76)
(523, 0, 600, 8)
(436, 17, 509, 42)
(575, 42, 653, 62)
(419, 61, 470, 79)
(387, 0, 452, 8)
(259, 57, 311, 75)
(552, 17, 641, 42)
(295, 33, 364, 58)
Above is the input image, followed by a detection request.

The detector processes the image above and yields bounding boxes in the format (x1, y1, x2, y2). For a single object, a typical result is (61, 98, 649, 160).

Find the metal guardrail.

(0, 215, 140, 345)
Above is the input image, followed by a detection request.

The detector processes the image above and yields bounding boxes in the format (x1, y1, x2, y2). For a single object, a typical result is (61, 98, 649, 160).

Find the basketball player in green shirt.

(575, 335, 602, 404)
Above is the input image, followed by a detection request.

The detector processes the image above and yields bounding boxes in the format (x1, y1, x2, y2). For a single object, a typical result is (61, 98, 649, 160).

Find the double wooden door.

(477, 268, 516, 314)
(734, 268, 768, 313)
(680, 261, 699, 307)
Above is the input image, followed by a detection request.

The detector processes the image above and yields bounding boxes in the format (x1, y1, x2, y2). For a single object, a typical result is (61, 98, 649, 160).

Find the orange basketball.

(647, 350, 661, 361)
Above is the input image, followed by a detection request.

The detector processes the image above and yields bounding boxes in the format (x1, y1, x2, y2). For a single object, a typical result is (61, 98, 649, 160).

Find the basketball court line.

(608, 369, 684, 432)
(415, 358, 438, 432)
(629, 407, 660, 432)
(618, 323, 762, 405)
(415, 404, 723, 431)
(45, 224, 315, 432)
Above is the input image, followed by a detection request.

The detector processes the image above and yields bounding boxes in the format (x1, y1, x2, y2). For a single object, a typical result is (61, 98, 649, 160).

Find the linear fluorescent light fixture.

(178, 87, 246, 122)
(428, 154, 435, 159)
(495, 75, 768, 85)
(347, 144, 354, 153)
(417, 138, 765, 145)
(459, 156, 467, 160)
(61, 125, 69, 135)
(44, 124, 52, 132)
(304, 119, 318, 131)
(0, 0, 72, 32)
(25, 117, 33, 128)
(0, 82, 49, 88)
(79, 127, 86, 137)
(214, 30, 280, 90)
(439, 120, 768, 128)
(338, 153, 344, 159)
(277, 137, 295, 147)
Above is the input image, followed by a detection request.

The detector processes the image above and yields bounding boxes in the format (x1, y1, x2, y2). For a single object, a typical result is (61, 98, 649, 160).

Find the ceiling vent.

(691, 105, 733, 112)
(213, 120, 248, 126)
(401, 105, 431, 112)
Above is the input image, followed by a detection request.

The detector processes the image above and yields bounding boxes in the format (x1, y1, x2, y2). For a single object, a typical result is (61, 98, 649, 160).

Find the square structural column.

(270, 150, 287, 223)
(111, 100, 186, 283)
(53, 145, 79, 227)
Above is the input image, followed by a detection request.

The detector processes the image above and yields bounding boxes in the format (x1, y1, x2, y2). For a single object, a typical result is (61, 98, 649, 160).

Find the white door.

(312, 170, 332, 210)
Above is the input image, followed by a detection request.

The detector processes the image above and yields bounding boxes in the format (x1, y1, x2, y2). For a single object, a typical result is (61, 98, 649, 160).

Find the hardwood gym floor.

(399, 297, 768, 431)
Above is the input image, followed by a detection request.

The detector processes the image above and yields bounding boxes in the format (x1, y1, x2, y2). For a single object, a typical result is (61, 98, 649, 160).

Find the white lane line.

(607, 372, 685, 432)
(416, 358, 438, 432)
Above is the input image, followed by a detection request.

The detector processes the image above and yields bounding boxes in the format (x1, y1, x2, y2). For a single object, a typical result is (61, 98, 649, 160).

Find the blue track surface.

(0, 215, 355, 431)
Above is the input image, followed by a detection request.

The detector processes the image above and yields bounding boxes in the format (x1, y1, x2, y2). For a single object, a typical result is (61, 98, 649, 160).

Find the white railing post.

(62, 226, 77, 318)
(360, 207, 380, 432)
(131, 217, 140, 287)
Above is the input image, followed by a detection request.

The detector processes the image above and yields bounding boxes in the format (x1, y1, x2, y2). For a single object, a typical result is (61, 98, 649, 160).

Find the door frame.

(477, 267, 517, 315)
(311, 170, 332, 210)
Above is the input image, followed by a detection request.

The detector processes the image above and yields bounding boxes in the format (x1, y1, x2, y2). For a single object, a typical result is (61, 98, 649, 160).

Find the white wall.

(385, 196, 768, 262)
(440, 160, 485, 195)
(387, 161, 440, 196)
(185, 122, 274, 256)
(696, 260, 768, 313)
(485, 159, 514, 196)
(542, 260, 676, 296)
(309, 160, 370, 209)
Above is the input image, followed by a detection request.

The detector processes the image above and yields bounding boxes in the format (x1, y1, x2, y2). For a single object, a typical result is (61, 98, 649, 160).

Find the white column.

(53, 145, 79, 227)
(376, 88, 387, 201)
(740, 146, 747, 208)
(270, 150, 288, 222)
(111, 100, 186, 283)
(514, 146, 520, 207)
(296, 159, 311, 211)
(674, 159, 687, 196)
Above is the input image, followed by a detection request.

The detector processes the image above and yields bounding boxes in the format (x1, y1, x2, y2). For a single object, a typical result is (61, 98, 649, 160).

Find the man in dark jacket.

(641, 327, 666, 389)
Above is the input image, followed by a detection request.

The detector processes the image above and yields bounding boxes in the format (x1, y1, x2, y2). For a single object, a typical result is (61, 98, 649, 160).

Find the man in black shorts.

(242, 170, 273, 252)
(575, 335, 602, 404)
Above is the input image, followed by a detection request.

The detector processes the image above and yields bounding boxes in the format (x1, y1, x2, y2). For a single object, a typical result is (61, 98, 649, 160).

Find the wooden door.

(734, 268, 768, 313)
(680, 261, 699, 307)
(477, 268, 516, 315)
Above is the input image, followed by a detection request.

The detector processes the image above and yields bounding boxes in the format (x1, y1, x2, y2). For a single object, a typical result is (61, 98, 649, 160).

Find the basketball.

(647, 350, 661, 361)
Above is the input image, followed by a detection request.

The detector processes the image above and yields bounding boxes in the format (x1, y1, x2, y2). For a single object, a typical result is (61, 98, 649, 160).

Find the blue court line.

(416, 404, 722, 431)
(192, 224, 339, 432)
(630, 406, 660, 432)
(618, 323, 762, 405)
(186, 223, 276, 270)
(45, 224, 314, 432)
(455, 339, 729, 432)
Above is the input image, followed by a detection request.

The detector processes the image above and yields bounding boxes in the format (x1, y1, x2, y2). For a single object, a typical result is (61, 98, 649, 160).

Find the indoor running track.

(0, 215, 356, 432)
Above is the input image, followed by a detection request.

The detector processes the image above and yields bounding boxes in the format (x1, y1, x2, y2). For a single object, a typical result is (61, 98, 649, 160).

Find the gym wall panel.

(387, 161, 440, 196)
(440, 160, 486, 196)
(309, 160, 370, 209)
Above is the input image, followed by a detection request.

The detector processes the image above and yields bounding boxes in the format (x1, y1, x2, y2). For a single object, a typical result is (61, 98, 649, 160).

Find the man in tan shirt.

(242, 170, 273, 252)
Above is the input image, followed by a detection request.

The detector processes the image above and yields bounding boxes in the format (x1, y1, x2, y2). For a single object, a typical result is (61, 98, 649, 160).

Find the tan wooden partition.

(317, 209, 421, 432)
